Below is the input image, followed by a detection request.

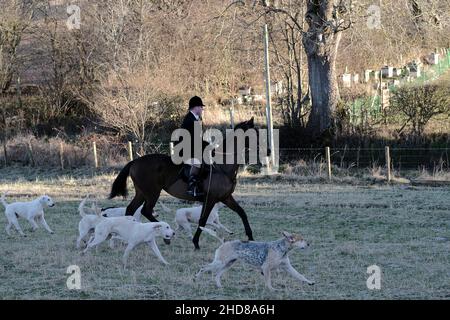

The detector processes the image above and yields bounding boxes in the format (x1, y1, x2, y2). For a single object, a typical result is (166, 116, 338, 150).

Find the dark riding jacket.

(178, 111, 209, 162)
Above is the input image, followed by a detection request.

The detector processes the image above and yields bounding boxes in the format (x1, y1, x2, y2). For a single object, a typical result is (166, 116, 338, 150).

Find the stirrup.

(193, 187, 204, 197)
(187, 186, 204, 197)
(187, 179, 204, 197)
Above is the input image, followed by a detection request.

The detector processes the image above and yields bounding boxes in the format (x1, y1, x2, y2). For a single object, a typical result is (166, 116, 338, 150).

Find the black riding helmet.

(189, 96, 205, 110)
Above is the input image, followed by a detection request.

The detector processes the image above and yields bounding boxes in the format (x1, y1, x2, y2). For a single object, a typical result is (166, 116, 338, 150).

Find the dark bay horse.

(109, 118, 256, 249)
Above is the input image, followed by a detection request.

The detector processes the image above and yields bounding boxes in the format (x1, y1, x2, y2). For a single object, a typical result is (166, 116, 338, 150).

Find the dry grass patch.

(0, 167, 449, 299)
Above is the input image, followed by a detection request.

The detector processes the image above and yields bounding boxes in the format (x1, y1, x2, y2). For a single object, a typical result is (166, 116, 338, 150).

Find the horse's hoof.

(193, 238, 200, 250)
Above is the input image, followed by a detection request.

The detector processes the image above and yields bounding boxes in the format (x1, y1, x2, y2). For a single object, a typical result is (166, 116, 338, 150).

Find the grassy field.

(0, 166, 449, 300)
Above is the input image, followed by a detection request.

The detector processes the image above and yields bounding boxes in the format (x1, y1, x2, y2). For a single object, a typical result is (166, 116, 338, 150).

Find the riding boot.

(187, 166, 204, 197)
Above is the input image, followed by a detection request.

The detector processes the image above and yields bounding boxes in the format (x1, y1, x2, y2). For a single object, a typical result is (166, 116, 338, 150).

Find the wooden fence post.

(385, 146, 391, 182)
(27, 141, 35, 167)
(2, 140, 7, 167)
(2, 109, 8, 166)
(356, 146, 360, 168)
(93, 141, 98, 168)
(59, 142, 64, 170)
(229, 106, 235, 129)
(128, 141, 134, 161)
(261, 156, 270, 175)
(325, 147, 332, 180)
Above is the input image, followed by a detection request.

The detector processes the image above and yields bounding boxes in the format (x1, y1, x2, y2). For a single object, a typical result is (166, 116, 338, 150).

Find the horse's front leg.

(192, 199, 218, 250)
(221, 196, 254, 241)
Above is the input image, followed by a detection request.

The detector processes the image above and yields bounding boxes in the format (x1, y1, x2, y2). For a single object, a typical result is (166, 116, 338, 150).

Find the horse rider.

(180, 96, 209, 197)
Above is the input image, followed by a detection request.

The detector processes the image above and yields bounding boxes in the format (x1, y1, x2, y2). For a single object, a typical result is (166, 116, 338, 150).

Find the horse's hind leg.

(221, 196, 253, 241)
(126, 190, 144, 217)
(141, 189, 162, 222)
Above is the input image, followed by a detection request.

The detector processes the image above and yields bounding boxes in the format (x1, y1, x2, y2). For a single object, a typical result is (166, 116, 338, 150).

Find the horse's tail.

(109, 161, 134, 199)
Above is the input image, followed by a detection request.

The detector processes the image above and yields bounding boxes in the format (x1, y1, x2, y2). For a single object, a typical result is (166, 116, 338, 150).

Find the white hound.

(101, 205, 144, 222)
(175, 203, 233, 237)
(77, 195, 141, 249)
(101, 201, 172, 221)
(77, 195, 104, 249)
(1, 192, 55, 236)
(83, 218, 175, 268)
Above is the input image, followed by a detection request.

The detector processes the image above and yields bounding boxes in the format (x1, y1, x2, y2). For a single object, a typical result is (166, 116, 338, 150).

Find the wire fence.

(1, 137, 449, 173)
(279, 147, 450, 170)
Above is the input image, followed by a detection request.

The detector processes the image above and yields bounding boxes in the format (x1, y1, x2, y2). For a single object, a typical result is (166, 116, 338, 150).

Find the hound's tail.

(1, 192, 8, 208)
(90, 201, 103, 217)
(109, 161, 134, 199)
(200, 227, 224, 244)
(78, 195, 89, 217)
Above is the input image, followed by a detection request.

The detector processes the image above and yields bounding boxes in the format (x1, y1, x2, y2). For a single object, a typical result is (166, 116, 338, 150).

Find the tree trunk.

(305, 49, 340, 133)
(303, 0, 343, 137)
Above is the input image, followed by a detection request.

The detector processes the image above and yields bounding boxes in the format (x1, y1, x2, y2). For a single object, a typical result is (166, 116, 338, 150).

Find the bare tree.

(87, 70, 174, 154)
(265, 1, 309, 127)
(37, 7, 73, 117)
(0, 0, 36, 93)
(390, 81, 450, 136)
(301, 0, 354, 136)
(228, 0, 350, 134)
